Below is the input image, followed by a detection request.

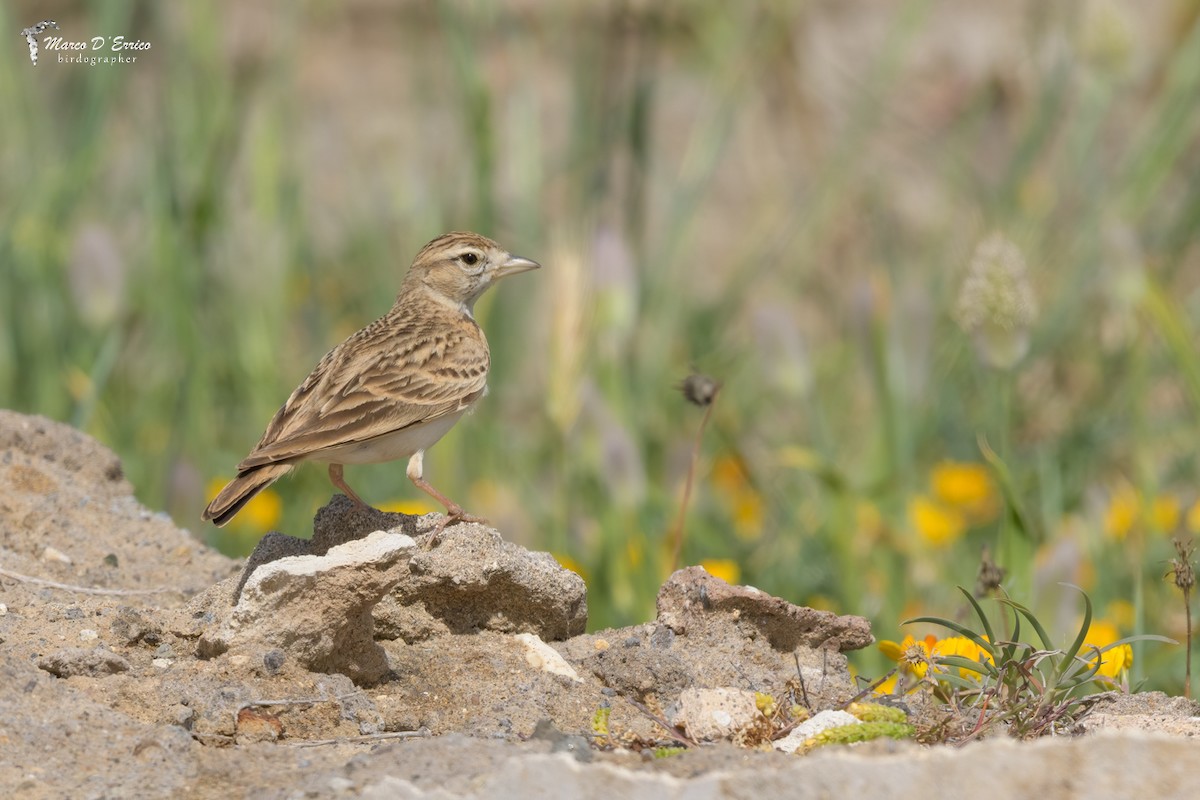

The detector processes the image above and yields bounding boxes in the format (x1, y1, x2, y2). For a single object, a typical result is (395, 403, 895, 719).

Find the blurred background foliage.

(2, 0, 1199, 692)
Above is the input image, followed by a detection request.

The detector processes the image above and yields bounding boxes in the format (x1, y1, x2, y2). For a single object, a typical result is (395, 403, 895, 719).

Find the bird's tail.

(202, 463, 293, 527)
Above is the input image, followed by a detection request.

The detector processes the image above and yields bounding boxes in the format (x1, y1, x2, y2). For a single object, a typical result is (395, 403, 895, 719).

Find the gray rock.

(232, 531, 313, 602)
(38, 647, 130, 677)
(111, 606, 162, 645)
(241, 496, 589, 644)
(197, 531, 416, 684)
(656, 566, 873, 653)
(671, 687, 760, 741)
(311, 495, 419, 553)
(376, 520, 587, 643)
(0, 411, 235, 598)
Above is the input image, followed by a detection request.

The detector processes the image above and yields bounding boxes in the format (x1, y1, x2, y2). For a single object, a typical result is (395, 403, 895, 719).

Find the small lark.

(203, 232, 540, 529)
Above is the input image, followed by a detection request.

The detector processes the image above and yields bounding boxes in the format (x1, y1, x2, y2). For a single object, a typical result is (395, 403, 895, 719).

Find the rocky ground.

(1, 409, 1199, 799)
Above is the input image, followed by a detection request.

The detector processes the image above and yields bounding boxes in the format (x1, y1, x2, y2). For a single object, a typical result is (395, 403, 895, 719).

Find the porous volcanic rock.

(10, 409, 1197, 799)
(0, 410, 235, 596)
(242, 495, 589, 643)
(657, 566, 874, 652)
(196, 531, 416, 683)
(378, 516, 588, 643)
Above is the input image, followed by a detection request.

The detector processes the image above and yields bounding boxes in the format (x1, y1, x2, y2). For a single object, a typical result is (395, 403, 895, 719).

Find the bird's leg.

(406, 451, 487, 538)
(328, 463, 371, 509)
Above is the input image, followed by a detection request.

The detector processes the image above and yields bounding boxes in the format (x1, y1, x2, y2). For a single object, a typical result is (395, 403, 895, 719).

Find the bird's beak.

(492, 254, 541, 279)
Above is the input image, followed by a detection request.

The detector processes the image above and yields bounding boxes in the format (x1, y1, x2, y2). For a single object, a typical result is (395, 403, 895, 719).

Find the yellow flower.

(872, 673, 901, 695)
(931, 636, 993, 678)
(878, 633, 992, 693)
(1150, 494, 1180, 533)
(206, 477, 281, 531)
(553, 553, 587, 581)
(701, 558, 740, 585)
(1187, 499, 1200, 533)
(705, 453, 763, 542)
(1105, 600, 1135, 630)
(930, 461, 997, 522)
(624, 536, 644, 569)
(908, 495, 966, 547)
(879, 634, 936, 679)
(856, 501, 885, 539)
(1083, 619, 1132, 681)
(1104, 485, 1139, 540)
(377, 498, 437, 515)
(1105, 484, 1181, 539)
(711, 455, 750, 494)
(731, 490, 764, 541)
(804, 594, 836, 612)
(710, 455, 764, 540)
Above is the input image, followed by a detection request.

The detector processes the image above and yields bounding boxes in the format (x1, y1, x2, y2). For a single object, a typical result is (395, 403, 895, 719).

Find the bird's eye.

(461, 252, 479, 266)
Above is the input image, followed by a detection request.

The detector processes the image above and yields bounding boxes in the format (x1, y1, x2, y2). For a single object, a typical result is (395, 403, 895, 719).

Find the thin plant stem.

(1185, 593, 1192, 698)
(668, 387, 720, 574)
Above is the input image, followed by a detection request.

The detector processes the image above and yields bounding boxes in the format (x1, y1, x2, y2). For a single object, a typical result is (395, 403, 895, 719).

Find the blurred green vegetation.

(2, 1, 1199, 692)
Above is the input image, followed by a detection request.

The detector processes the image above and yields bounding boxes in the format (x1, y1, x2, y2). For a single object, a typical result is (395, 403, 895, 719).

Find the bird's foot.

(425, 505, 489, 547)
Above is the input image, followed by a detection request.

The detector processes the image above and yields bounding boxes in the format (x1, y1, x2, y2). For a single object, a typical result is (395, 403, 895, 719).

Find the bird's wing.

(236, 312, 489, 470)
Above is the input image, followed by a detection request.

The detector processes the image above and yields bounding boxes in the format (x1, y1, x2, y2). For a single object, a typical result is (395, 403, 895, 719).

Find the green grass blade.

(978, 436, 1035, 540)
(998, 598, 1056, 652)
(1058, 584, 1093, 669)
(936, 655, 996, 679)
(904, 616, 995, 660)
(957, 586, 998, 652)
(1141, 281, 1200, 420)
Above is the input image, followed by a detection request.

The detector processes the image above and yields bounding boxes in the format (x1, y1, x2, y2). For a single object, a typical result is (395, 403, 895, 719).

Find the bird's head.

(404, 231, 540, 313)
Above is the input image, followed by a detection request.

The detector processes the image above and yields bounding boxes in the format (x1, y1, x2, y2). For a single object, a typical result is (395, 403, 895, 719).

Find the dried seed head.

(1169, 536, 1196, 593)
(975, 544, 1007, 598)
(955, 232, 1038, 369)
(900, 643, 930, 672)
(680, 374, 720, 407)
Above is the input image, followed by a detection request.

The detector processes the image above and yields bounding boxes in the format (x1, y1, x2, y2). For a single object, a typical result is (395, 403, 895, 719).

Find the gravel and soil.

(1, 409, 1198, 799)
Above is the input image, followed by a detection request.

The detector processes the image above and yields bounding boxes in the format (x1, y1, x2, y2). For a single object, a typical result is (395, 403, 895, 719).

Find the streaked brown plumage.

(202, 231, 540, 528)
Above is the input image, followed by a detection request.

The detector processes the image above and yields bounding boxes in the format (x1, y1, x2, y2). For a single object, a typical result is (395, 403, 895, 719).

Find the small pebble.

(774, 710, 862, 754)
(154, 643, 174, 659)
(79, 629, 98, 641)
(263, 649, 286, 674)
(328, 777, 354, 793)
(650, 625, 676, 648)
(42, 547, 72, 564)
(0, 603, 7, 616)
(152, 658, 173, 669)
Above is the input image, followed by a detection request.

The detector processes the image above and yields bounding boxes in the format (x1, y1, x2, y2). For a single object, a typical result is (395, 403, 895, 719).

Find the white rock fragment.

(0, 603, 7, 616)
(515, 632, 582, 683)
(328, 776, 355, 793)
(42, 546, 72, 564)
(79, 629, 98, 641)
(673, 687, 759, 741)
(774, 709, 862, 754)
(199, 531, 416, 684)
(152, 658, 173, 669)
(241, 530, 403, 584)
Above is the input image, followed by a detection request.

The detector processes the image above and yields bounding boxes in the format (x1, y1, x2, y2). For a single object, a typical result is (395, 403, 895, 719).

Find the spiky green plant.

(907, 586, 1174, 741)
